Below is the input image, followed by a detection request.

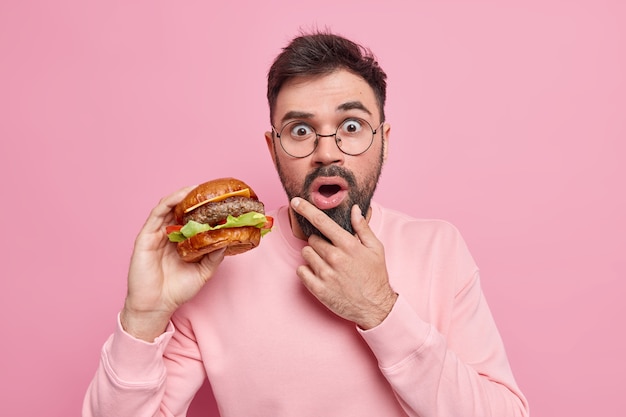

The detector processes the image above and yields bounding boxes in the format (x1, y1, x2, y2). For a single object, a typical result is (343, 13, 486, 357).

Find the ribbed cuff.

(358, 294, 433, 370)
(103, 313, 175, 384)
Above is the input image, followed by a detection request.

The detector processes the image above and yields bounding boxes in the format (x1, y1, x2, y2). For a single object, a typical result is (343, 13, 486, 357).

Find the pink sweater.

(84, 202, 529, 417)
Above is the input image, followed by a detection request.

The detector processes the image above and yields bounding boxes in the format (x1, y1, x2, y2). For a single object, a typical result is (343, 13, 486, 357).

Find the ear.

(265, 130, 277, 166)
(382, 122, 391, 163)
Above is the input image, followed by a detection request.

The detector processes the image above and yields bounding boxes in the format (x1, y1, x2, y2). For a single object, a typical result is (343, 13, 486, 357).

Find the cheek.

(351, 153, 381, 178)
(276, 156, 309, 186)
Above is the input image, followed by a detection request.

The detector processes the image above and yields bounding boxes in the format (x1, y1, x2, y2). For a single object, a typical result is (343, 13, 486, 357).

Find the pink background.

(1, 1, 624, 416)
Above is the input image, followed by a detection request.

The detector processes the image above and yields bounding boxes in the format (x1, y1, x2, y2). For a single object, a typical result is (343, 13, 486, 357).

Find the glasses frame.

(272, 117, 384, 158)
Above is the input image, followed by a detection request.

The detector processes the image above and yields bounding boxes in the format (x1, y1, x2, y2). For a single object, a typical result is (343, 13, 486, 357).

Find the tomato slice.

(165, 225, 183, 234)
(262, 216, 274, 229)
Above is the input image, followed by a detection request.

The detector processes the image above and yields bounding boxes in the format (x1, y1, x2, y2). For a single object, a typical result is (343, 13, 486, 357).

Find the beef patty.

(183, 196, 265, 226)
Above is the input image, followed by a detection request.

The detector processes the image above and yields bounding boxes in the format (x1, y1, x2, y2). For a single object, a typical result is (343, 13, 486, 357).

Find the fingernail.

(291, 197, 300, 208)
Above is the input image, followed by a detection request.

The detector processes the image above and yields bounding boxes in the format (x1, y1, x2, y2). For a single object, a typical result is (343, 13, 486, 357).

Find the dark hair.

(267, 30, 387, 124)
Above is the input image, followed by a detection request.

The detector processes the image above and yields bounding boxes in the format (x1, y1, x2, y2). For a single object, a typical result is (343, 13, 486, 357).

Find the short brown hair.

(267, 31, 387, 124)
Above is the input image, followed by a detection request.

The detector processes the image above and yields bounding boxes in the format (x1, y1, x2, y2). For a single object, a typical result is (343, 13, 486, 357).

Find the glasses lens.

(279, 121, 317, 157)
(336, 118, 374, 155)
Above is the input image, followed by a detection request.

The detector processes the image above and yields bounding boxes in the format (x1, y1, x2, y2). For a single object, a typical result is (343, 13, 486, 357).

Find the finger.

(296, 263, 326, 296)
(350, 205, 380, 249)
(305, 233, 340, 265)
(290, 197, 347, 243)
(154, 185, 197, 218)
(142, 185, 197, 233)
(300, 243, 329, 275)
(195, 247, 226, 280)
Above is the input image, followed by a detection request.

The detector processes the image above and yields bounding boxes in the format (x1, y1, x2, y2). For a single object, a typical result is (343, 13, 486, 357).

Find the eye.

(289, 123, 315, 140)
(339, 118, 364, 135)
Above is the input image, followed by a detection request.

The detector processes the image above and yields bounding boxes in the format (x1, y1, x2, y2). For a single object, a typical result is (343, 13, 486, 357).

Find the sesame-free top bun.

(174, 177, 259, 224)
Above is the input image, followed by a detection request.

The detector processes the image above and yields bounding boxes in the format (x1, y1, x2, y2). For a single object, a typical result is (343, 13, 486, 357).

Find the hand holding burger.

(166, 178, 273, 262)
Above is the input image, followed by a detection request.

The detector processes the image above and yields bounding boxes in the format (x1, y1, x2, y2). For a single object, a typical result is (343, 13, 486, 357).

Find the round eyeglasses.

(272, 117, 384, 158)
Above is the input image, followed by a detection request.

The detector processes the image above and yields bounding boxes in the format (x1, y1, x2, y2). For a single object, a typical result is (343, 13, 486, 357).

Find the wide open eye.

(339, 118, 365, 136)
(288, 122, 315, 141)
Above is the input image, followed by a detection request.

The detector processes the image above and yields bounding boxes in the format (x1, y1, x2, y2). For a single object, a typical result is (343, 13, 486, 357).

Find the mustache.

(302, 165, 357, 197)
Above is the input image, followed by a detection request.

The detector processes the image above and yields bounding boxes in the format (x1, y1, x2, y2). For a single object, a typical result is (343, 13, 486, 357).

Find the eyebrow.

(279, 101, 372, 125)
(337, 101, 372, 115)
(280, 111, 315, 124)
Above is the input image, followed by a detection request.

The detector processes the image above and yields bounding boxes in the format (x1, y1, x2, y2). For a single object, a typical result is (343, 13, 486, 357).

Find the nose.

(312, 133, 344, 166)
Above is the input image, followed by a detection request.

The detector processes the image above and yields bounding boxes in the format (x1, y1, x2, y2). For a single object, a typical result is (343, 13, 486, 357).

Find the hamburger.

(166, 177, 273, 262)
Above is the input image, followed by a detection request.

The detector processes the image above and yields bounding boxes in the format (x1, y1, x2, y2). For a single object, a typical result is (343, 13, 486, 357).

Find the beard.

(274, 145, 384, 239)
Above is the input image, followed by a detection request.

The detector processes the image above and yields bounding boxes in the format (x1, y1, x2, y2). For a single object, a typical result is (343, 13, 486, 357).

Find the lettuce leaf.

(167, 211, 271, 242)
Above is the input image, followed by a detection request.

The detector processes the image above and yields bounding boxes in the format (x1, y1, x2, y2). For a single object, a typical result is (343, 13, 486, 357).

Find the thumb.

(197, 247, 226, 277)
(207, 247, 227, 263)
(208, 247, 226, 263)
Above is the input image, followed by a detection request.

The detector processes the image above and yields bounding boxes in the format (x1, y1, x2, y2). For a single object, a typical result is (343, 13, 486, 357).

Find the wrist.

(120, 305, 172, 342)
(358, 291, 398, 330)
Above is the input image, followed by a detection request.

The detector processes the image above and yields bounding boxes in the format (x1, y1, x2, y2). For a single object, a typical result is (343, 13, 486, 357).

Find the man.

(84, 31, 529, 416)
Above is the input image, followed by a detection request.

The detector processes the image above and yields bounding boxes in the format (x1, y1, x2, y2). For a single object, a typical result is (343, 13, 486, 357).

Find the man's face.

(265, 69, 390, 239)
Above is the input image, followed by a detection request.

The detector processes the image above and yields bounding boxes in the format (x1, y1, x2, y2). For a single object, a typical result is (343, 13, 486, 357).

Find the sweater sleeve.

(82, 314, 206, 417)
(359, 283, 529, 417)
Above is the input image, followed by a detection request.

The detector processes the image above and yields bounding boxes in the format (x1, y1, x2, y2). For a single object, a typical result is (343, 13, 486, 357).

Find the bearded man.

(84, 31, 529, 417)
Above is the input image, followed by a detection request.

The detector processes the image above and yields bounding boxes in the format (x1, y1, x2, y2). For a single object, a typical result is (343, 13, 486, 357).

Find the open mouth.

(309, 177, 349, 210)
(319, 184, 342, 198)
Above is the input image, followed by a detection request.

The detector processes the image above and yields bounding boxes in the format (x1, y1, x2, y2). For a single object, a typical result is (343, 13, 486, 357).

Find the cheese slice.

(184, 188, 251, 213)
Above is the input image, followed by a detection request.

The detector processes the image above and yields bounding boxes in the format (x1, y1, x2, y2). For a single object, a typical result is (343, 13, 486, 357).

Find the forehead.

(274, 69, 379, 123)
